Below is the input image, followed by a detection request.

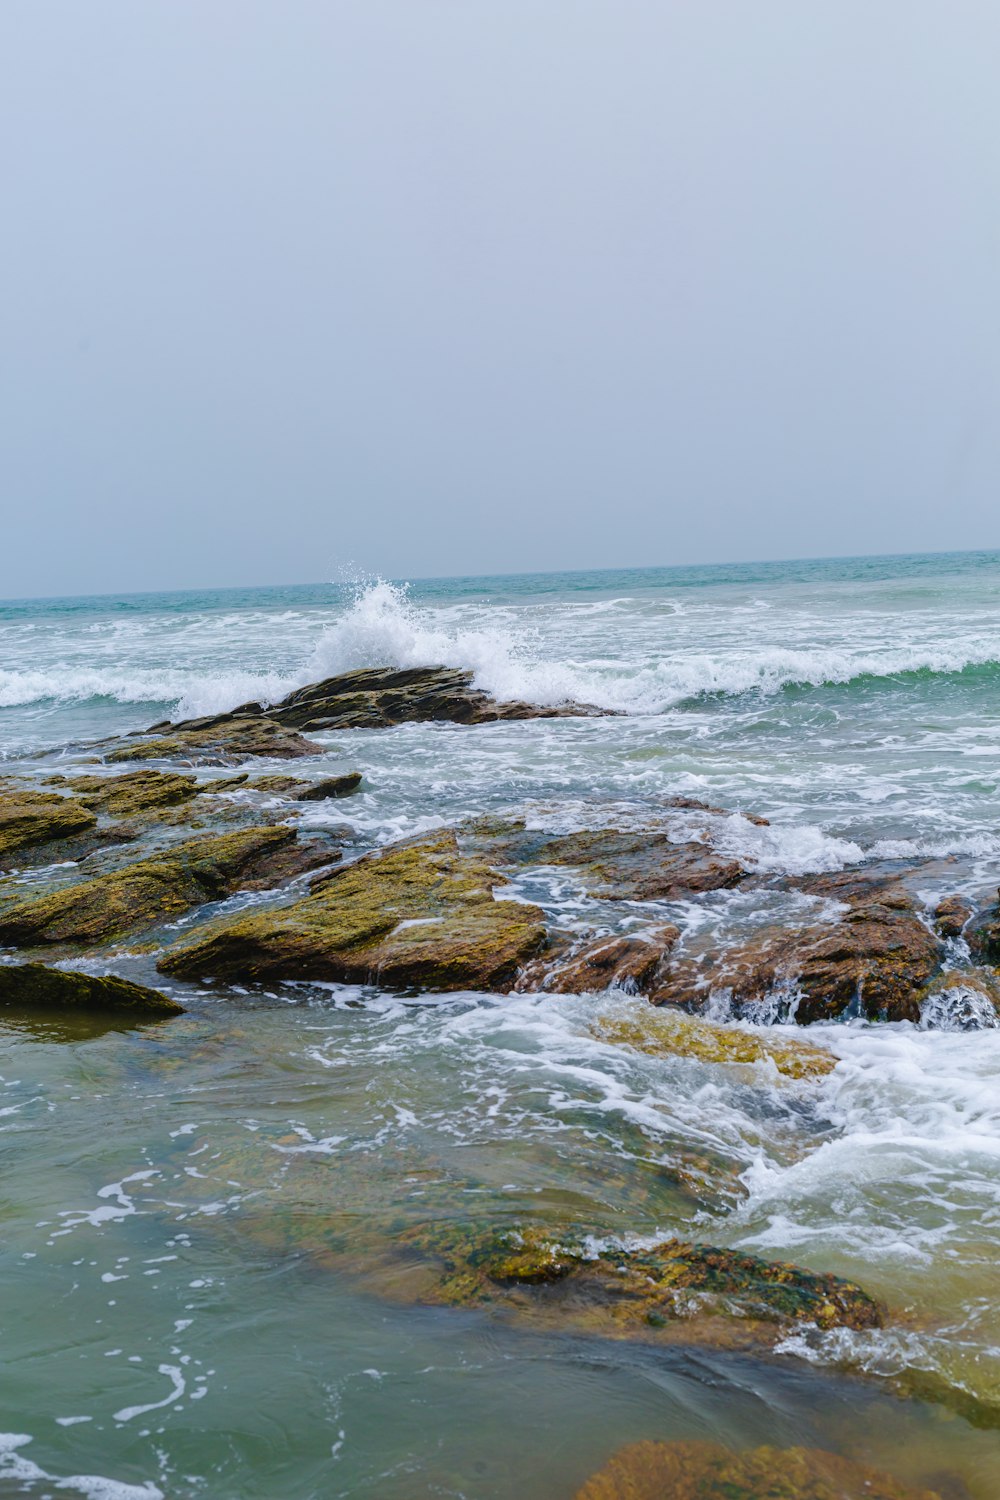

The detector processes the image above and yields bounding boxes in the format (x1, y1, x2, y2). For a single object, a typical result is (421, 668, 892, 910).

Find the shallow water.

(2, 554, 1000, 1496)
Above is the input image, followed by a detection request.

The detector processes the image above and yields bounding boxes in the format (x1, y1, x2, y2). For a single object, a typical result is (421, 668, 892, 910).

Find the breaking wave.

(1, 578, 999, 720)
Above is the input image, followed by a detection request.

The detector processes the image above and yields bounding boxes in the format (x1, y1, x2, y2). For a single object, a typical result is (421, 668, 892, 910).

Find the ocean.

(2, 551, 1000, 1498)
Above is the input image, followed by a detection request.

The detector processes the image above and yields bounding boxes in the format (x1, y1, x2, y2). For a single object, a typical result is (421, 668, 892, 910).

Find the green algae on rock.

(573, 1439, 942, 1500)
(393, 1222, 882, 1336)
(0, 825, 332, 948)
(0, 787, 97, 865)
(44, 768, 203, 820)
(591, 1005, 837, 1079)
(0, 962, 183, 1016)
(158, 829, 546, 990)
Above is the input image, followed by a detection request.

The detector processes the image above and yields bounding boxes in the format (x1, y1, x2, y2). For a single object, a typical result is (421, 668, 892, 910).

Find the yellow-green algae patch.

(591, 1004, 837, 1080)
(0, 825, 305, 947)
(572, 1439, 941, 1500)
(158, 829, 546, 991)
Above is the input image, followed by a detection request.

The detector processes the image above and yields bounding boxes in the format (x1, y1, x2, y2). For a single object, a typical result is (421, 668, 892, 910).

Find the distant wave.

(2, 578, 999, 719)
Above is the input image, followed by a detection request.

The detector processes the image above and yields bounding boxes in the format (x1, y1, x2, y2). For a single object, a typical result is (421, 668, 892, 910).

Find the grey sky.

(2, 1, 999, 598)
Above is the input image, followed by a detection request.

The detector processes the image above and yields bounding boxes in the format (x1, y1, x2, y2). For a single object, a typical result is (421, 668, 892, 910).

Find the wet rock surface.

(573, 1439, 942, 1500)
(654, 874, 943, 1023)
(0, 826, 335, 948)
(159, 829, 547, 990)
(0, 961, 183, 1015)
(515, 928, 679, 995)
(105, 716, 324, 764)
(0, 785, 98, 865)
(466, 819, 747, 901)
(44, 768, 202, 818)
(591, 1005, 837, 1078)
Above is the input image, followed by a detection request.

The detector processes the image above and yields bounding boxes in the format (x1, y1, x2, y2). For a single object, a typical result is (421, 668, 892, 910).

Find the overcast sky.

(2, 2, 998, 598)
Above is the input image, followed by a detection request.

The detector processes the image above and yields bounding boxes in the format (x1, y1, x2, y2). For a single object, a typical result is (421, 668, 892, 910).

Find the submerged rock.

(158, 829, 546, 990)
(466, 821, 746, 901)
(395, 1222, 882, 1336)
(591, 1006, 837, 1079)
(0, 962, 183, 1016)
(515, 928, 679, 995)
(573, 1439, 941, 1500)
(0, 787, 97, 865)
(0, 826, 334, 948)
(654, 874, 942, 1024)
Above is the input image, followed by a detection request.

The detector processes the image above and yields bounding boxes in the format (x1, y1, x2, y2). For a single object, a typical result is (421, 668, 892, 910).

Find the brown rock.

(516, 928, 679, 995)
(654, 876, 942, 1024)
(467, 822, 745, 901)
(931, 894, 973, 939)
(106, 717, 323, 765)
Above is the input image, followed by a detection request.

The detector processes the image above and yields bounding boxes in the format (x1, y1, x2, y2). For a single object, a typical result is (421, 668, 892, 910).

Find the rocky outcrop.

(466, 821, 746, 901)
(591, 1006, 837, 1079)
(0, 962, 183, 1015)
(654, 874, 942, 1023)
(199, 665, 609, 732)
(515, 928, 679, 995)
(573, 1440, 940, 1500)
(0, 786, 97, 866)
(159, 829, 546, 991)
(294, 772, 363, 800)
(0, 826, 336, 948)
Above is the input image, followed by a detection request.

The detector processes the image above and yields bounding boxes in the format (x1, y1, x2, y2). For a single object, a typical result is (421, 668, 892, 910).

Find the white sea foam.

(3, 577, 1000, 721)
(0, 1433, 163, 1499)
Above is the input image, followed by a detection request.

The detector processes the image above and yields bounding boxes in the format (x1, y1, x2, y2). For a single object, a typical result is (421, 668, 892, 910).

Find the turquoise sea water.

(2, 551, 1000, 1497)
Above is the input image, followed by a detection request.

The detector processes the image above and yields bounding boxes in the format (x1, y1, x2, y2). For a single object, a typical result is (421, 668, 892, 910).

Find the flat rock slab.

(0, 962, 183, 1015)
(105, 717, 323, 765)
(44, 769, 200, 818)
(159, 828, 546, 992)
(466, 821, 746, 901)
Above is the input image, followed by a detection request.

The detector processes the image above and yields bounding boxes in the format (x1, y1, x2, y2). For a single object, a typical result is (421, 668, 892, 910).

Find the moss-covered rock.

(0, 826, 328, 947)
(395, 1222, 882, 1336)
(573, 1440, 940, 1500)
(516, 929, 679, 995)
(46, 769, 200, 818)
(294, 772, 363, 800)
(591, 1006, 837, 1079)
(0, 788, 97, 865)
(654, 875, 942, 1024)
(0, 962, 183, 1015)
(158, 829, 546, 991)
